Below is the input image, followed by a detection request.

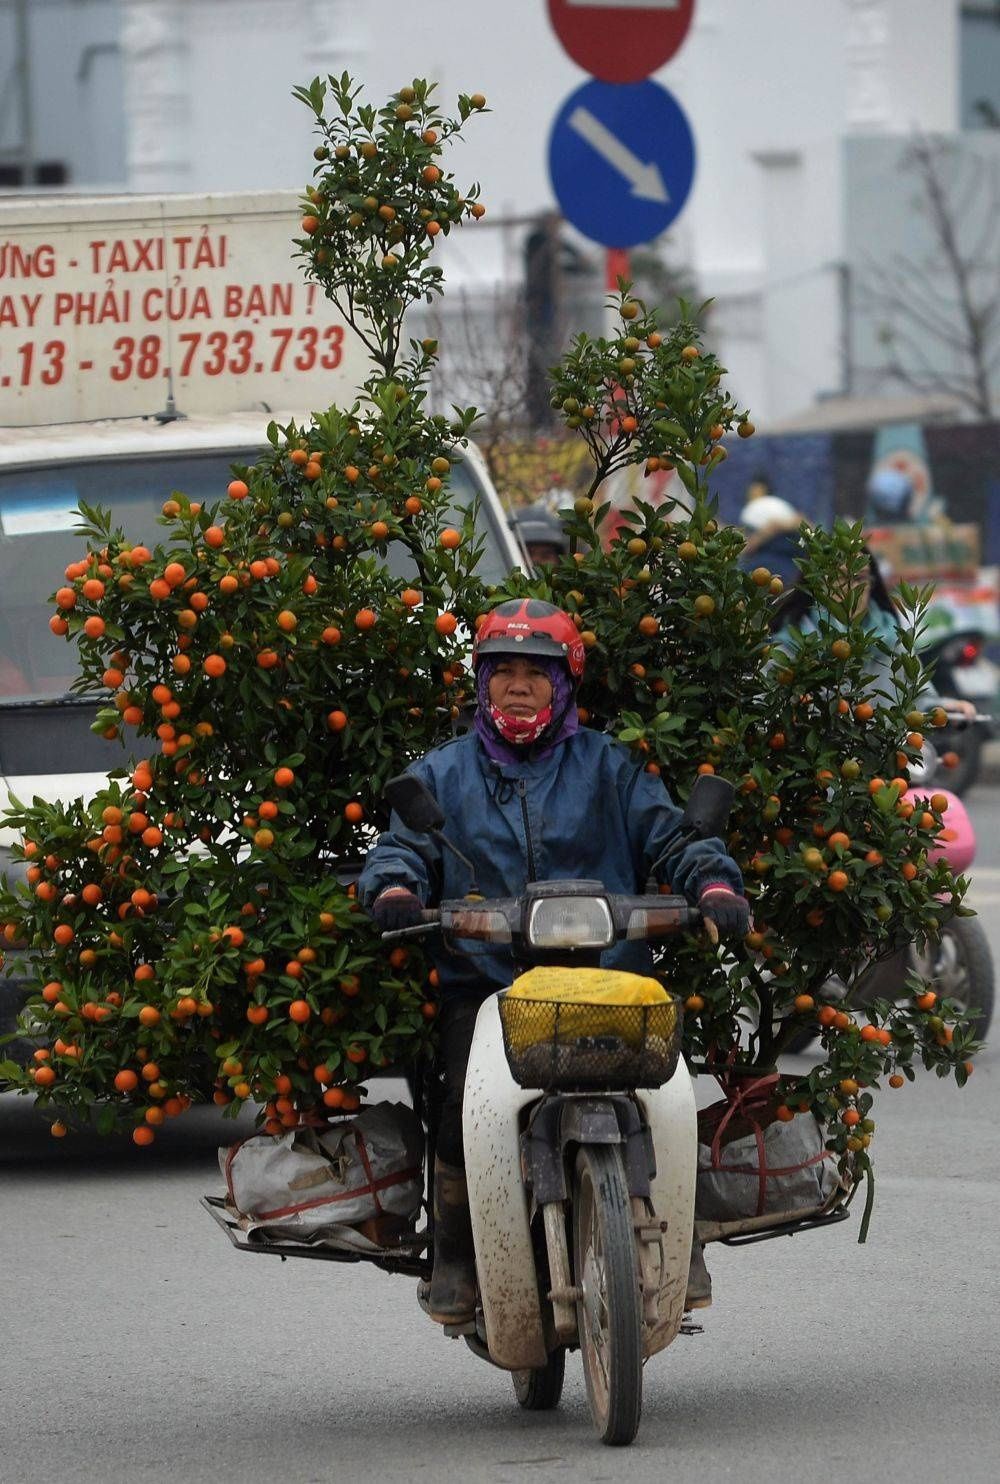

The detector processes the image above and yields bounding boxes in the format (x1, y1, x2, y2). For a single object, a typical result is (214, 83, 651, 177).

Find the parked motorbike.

(918, 628, 997, 796)
(204, 773, 855, 1447)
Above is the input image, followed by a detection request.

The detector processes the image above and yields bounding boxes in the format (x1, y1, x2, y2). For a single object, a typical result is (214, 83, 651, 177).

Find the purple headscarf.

(473, 654, 579, 765)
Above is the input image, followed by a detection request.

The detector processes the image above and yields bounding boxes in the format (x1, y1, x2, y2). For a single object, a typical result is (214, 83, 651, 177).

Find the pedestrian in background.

(737, 476, 808, 588)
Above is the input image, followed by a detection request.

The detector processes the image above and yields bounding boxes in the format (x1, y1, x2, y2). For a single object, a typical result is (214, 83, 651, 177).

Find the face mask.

(488, 701, 553, 746)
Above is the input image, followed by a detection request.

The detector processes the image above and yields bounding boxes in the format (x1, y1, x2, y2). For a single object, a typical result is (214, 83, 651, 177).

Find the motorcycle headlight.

(526, 896, 614, 950)
(907, 739, 939, 787)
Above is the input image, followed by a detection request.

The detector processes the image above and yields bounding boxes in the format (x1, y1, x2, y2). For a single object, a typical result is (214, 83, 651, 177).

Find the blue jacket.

(358, 728, 743, 1000)
(738, 530, 802, 587)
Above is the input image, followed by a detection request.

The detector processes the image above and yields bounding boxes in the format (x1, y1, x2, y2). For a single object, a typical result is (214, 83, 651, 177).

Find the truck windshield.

(0, 450, 511, 701)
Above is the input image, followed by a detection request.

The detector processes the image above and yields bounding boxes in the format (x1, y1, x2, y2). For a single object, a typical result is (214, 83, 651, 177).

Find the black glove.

(371, 888, 424, 933)
(698, 884, 751, 939)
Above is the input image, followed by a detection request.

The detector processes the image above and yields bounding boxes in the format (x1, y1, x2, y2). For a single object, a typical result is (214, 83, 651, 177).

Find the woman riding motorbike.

(357, 599, 750, 1324)
(774, 551, 976, 719)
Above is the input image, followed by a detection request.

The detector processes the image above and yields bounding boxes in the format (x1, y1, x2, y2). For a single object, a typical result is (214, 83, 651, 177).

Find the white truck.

(0, 190, 522, 1050)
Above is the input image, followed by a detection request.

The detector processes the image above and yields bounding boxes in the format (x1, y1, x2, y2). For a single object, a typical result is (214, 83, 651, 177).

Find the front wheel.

(512, 1346, 566, 1410)
(573, 1144, 643, 1446)
(910, 914, 994, 1037)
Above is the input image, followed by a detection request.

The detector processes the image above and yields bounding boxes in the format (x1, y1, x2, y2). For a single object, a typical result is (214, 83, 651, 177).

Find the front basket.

(498, 991, 682, 1090)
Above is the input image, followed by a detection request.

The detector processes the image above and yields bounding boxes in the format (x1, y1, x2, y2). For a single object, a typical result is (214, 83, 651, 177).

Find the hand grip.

(380, 909, 441, 942)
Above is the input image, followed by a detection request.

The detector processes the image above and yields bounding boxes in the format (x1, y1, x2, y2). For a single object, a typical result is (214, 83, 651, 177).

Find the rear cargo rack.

(201, 1196, 431, 1278)
(695, 1201, 852, 1247)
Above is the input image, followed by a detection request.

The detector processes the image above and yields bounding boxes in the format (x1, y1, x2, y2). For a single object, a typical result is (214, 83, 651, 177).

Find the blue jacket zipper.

(516, 779, 537, 881)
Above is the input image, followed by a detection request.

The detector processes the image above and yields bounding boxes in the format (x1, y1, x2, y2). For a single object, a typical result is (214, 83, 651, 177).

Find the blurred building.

(2, 0, 999, 425)
(0, 0, 125, 187)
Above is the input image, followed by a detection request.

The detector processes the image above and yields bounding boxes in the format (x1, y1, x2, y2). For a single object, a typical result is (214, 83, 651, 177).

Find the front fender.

(463, 995, 548, 1371)
(558, 1098, 622, 1146)
(638, 1061, 698, 1359)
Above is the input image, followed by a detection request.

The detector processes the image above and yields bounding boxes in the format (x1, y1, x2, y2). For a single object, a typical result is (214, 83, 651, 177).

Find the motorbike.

(918, 628, 997, 796)
(785, 724, 994, 1053)
(852, 729, 994, 1037)
(203, 772, 854, 1447)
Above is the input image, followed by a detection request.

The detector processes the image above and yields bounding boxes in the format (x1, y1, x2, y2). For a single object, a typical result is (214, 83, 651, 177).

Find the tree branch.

(856, 133, 999, 418)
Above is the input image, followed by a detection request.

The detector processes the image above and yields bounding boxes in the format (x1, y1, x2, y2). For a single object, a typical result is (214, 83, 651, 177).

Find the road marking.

(567, 106, 670, 201)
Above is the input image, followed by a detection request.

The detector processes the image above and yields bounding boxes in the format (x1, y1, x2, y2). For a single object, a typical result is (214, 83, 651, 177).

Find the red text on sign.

(223, 283, 295, 319)
(87, 234, 229, 274)
(0, 242, 56, 280)
(1, 325, 344, 389)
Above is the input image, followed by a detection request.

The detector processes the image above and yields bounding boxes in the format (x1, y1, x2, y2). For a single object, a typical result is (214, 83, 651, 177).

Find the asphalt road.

(3, 789, 1000, 1483)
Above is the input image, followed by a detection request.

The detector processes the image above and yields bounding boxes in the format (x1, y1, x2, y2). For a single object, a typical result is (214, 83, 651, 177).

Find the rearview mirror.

(384, 773, 446, 834)
(679, 774, 735, 841)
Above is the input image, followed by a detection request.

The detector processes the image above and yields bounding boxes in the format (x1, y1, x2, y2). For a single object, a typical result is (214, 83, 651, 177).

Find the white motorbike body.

(462, 993, 698, 1372)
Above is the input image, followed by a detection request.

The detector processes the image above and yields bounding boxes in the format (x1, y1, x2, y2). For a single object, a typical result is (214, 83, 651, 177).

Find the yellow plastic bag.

(503, 966, 674, 1051)
(507, 965, 668, 1006)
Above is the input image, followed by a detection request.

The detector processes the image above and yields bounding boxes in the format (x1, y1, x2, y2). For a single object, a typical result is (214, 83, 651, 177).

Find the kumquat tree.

(492, 299, 980, 1231)
(0, 76, 980, 1232)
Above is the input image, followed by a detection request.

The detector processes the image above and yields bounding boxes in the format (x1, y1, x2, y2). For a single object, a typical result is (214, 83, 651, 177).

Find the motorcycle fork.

(541, 1201, 577, 1342)
(632, 1195, 667, 1328)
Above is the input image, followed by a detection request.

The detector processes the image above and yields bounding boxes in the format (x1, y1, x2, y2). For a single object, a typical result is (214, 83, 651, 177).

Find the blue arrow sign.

(548, 78, 695, 248)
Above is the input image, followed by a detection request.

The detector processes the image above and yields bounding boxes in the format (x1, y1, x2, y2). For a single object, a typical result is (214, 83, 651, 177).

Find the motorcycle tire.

(573, 1144, 643, 1447)
(911, 914, 994, 1039)
(512, 1346, 566, 1410)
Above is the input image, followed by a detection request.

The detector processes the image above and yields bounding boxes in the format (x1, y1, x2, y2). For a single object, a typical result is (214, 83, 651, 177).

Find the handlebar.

(951, 712, 991, 727)
(937, 707, 991, 728)
(380, 893, 702, 946)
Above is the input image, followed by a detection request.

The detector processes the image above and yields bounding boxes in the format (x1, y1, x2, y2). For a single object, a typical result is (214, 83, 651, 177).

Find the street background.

(4, 0, 1000, 430)
(3, 1, 1000, 1478)
(3, 793, 997, 1484)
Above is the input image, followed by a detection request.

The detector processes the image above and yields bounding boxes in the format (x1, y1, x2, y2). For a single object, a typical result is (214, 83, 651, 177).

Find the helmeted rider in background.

(358, 599, 750, 1324)
(509, 500, 571, 570)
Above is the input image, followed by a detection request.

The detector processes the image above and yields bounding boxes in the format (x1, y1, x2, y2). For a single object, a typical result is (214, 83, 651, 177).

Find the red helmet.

(473, 598, 585, 681)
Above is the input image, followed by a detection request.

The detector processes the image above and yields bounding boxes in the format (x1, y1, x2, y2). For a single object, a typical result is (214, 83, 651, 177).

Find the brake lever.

(380, 925, 433, 942)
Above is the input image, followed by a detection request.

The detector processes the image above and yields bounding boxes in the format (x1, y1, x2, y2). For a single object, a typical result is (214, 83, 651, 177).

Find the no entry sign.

(547, 0, 696, 84)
